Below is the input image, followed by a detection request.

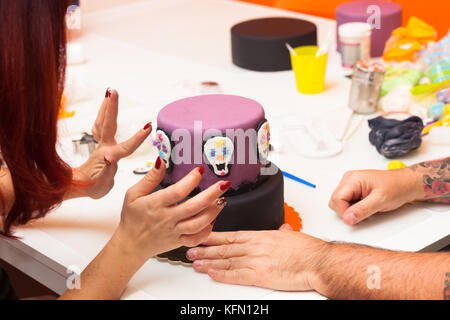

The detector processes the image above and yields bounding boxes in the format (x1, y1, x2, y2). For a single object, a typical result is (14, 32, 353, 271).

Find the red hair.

(0, 0, 72, 235)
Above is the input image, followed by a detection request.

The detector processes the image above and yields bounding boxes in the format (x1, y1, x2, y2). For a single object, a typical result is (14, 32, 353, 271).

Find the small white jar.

(338, 22, 371, 71)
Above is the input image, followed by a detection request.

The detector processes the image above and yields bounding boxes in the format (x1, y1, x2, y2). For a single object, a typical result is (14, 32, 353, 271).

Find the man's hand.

(328, 169, 421, 225)
(188, 224, 450, 300)
(186, 224, 329, 291)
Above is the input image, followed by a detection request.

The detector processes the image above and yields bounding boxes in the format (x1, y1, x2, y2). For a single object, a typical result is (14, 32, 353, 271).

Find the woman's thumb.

(126, 157, 166, 201)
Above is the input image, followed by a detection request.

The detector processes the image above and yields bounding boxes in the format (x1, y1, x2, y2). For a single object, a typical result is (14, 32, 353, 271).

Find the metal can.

(348, 61, 385, 114)
(72, 132, 98, 157)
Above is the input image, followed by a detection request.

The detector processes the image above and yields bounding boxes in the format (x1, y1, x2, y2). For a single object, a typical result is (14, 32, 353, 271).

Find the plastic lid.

(356, 60, 385, 72)
(338, 22, 371, 38)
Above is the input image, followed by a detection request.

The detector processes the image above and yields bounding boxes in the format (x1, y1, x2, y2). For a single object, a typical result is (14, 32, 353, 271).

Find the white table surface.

(1, 0, 448, 300)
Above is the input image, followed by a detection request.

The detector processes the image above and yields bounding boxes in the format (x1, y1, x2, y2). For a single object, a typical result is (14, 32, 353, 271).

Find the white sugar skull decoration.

(153, 130, 172, 169)
(203, 136, 234, 177)
(257, 121, 270, 162)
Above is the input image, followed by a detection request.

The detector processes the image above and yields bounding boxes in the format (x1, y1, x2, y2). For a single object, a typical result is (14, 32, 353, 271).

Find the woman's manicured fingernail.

(210, 219, 216, 226)
(197, 166, 205, 175)
(193, 260, 203, 268)
(143, 122, 152, 131)
(104, 156, 111, 166)
(105, 88, 111, 98)
(344, 212, 358, 225)
(216, 197, 227, 208)
(186, 249, 197, 260)
(219, 181, 231, 192)
(155, 156, 162, 169)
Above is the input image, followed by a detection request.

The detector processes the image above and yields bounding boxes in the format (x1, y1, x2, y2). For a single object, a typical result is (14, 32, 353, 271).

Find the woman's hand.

(328, 169, 421, 225)
(186, 225, 329, 292)
(61, 160, 229, 299)
(114, 158, 231, 261)
(70, 89, 152, 199)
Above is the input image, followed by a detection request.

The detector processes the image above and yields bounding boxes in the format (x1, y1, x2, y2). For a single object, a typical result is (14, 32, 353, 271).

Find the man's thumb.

(343, 193, 382, 225)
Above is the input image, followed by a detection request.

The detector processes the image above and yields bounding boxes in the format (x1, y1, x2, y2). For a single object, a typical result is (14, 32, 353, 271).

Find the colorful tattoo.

(411, 157, 450, 203)
(444, 272, 450, 300)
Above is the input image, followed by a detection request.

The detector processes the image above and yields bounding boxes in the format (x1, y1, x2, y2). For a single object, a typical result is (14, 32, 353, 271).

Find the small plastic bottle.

(338, 22, 371, 74)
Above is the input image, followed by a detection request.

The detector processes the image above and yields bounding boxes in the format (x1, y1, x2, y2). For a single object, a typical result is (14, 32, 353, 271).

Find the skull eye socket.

(223, 147, 228, 156)
(209, 149, 216, 158)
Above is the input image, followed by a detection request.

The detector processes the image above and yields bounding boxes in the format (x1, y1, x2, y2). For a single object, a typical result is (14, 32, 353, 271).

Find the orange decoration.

(58, 94, 75, 119)
(284, 202, 302, 231)
(382, 17, 436, 62)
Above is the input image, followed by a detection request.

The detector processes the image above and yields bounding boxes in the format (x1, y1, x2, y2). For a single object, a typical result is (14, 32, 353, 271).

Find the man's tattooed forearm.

(410, 157, 450, 203)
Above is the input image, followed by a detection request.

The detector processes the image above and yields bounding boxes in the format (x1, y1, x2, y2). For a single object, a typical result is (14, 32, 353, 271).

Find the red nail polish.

(210, 219, 216, 226)
(104, 156, 111, 166)
(155, 156, 162, 169)
(105, 88, 111, 98)
(143, 122, 152, 131)
(197, 166, 205, 175)
(219, 181, 231, 192)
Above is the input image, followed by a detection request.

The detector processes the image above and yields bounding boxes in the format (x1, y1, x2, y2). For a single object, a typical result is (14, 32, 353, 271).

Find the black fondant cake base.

(156, 164, 285, 263)
(231, 17, 317, 71)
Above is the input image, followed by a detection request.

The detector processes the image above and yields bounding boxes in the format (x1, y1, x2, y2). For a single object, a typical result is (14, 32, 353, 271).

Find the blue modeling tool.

(281, 170, 316, 188)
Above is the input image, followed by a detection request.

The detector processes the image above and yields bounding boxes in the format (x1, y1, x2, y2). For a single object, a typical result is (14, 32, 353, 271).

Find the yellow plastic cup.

(290, 46, 327, 94)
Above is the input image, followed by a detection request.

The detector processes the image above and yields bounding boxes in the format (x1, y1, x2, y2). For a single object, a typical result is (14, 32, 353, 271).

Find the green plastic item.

(410, 79, 450, 96)
(381, 68, 423, 96)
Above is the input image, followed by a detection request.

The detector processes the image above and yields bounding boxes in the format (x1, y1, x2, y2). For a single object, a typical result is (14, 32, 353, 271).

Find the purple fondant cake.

(154, 95, 285, 263)
(336, 1, 402, 57)
(156, 94, 266, 191)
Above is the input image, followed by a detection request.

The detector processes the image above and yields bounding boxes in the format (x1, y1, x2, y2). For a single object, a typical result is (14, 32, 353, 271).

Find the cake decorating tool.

(72, 132, 97, 157)
(342, 114, 363, 144)
(285, 43, 297, 56)
(281, 170, 316, 188)
(338, 107, 354, 141)
(315, 30, 333, 57)
(133, 162, 154, 175)
(303, 123, 327, 151)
